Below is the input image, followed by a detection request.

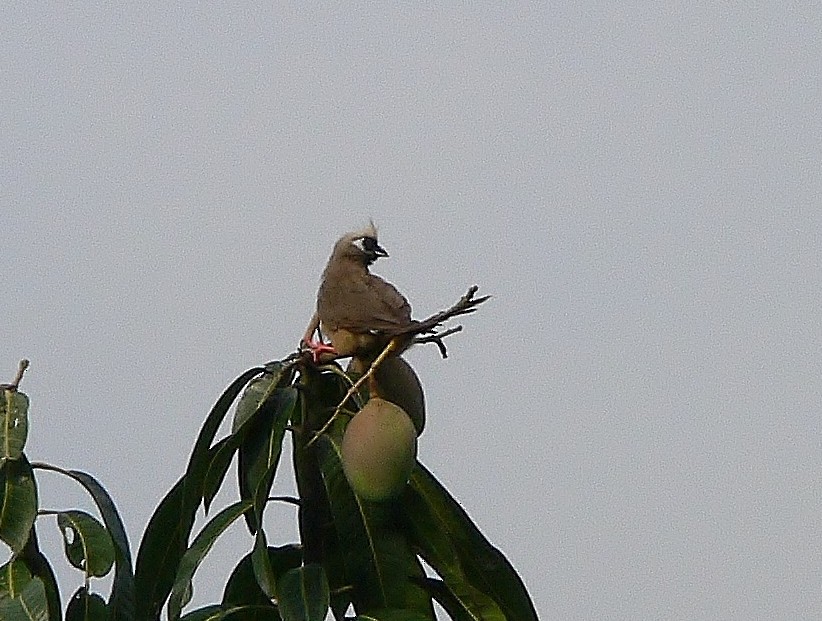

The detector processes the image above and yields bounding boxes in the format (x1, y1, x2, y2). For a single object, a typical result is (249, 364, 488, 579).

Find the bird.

(301, 221, 417, 364)
(301, 223, 489, 445)
(301, 223, 425, 444)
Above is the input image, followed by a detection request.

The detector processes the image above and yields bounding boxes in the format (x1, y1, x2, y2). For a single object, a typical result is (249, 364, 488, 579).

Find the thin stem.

(267, 495, 301, 507)
(1, 359, 30, 390)
(30, 461, 69, 475)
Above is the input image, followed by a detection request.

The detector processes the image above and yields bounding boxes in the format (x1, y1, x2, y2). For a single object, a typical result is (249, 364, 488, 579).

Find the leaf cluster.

(1, 375, 134, 620)
(1, 353, 537, 620)
(134, 357, 537, 620)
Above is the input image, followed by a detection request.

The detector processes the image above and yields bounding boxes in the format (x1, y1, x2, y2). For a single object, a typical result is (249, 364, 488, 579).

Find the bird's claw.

(301, 339, 338, 364)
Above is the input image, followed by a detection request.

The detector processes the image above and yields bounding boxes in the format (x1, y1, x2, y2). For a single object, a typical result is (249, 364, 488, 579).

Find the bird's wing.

(364, 274, 413, 332)
(318, 273, 413, 334)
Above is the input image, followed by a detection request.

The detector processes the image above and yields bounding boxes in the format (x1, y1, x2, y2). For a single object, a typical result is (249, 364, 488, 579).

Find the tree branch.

(401, 286, 490, 358)
(402, 286, 490, 334)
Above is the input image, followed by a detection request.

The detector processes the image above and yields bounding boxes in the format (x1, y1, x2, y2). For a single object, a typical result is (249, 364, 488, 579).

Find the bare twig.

(304, 403, 359, 449)
(413, 325, 464, 359)
(1, 359, 29, 391)
(389, 285, 488, 357)
(402, 286, 491, 337)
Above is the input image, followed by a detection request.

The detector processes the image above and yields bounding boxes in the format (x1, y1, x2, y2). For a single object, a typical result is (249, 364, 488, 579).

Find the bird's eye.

(361, 237, 379, 252)
(352, 237, 378, 253)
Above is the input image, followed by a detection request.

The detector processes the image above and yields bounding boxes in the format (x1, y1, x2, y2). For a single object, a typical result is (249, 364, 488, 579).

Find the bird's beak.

(374, 244, 389, 258)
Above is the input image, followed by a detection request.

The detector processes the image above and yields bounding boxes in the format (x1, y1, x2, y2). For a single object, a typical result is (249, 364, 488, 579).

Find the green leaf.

(0, 455, 37, 554)
(136, 367, 263, 621)
(223, 545, 300, 608)
(1, 389, 28, 462)
(19, 526, 62, 621)
(411, 578, 476, 621)
(0, 575, 48, 621)
(0, 558, 32, 598)
(238, 384, 297, 533)
(400, 482, 503, 621)
(291, 368, 351, 618)
(276, 564, 330, 621)
(179, 604, 283, 621)
(404, 465, 538, 621)
(202, 437, 235, 514)
(246, 384, 299, 600)
(167, 499, 254, 621)
(316, 434, 430, 615)
(178, 605, 225, 621)
(65, 587, 108, 621)
(232, 369, 284, 433)
(59, 469, 135, 621)
(251, 527, 276, 599)
(205, 366, 295, 514)
(356, 610, 435, 621)
(135, 476, 187, 619)
(57, 511, 115, 578)
(222, 551, 271, 606)
(184, 367, 266, 516)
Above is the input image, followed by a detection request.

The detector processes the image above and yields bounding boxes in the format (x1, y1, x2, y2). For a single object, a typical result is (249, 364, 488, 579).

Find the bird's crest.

(350, 219, 377, 240)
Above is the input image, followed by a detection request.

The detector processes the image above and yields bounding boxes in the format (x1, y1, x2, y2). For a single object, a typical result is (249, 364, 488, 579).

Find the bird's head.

(332, 221, 389, 266)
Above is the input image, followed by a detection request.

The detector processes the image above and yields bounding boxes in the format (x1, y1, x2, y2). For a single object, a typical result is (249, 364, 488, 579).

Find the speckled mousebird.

(301, 222, 418, 362)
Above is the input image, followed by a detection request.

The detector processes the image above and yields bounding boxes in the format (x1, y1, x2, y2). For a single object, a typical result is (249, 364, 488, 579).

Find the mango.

(341, 397, 417, 501)
(347, 355, 426, 435)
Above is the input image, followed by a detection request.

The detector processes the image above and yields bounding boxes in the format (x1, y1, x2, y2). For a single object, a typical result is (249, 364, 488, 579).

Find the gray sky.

(3, 3, 821, 619)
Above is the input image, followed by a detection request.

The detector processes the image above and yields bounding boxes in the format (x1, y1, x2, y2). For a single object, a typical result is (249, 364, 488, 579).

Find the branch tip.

(2, 359, 30, 391)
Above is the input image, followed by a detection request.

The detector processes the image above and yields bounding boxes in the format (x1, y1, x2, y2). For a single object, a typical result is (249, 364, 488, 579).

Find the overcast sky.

(3, 3, 821, 619)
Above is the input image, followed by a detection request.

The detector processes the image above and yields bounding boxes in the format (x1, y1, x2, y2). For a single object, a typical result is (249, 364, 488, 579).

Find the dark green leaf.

(202, 437, 235, 514)
(0, 558, 31, 598)
(19, 526, 62, 621)
(168, 499, 254, 621)
(356, 610, 434, 621)
(1, 389, 28, 462)
(136, 368, 263, 621)
(135, 476, 187, 619)
(317, 434, 429, 615)
(204, 364, 295, 514)
(179, 604, 283, 621)
(184, 367, 265, 516)
(411, 578, 476, 621)
(266, 545, 306, 576)
(0, 455, 37, 554)
(0, 559, 31, 601)
(291, 367, 351, 619)
(57, 511, 115, 578)
(232, 369, 283, 433)
(223, 545, 300, 608)
(406, 466, 538, 621)
(0, 575, 48, 621)
(238, 385, 297, 533)
(251, 529, 276, 600)
(247, 384, 299, 599)
(276, 564, 330, 621)
(60, 469, 135, 621)
(400, 482, 503, 621)
(65, 587, 108, 621)
(223, 551, 270, 606)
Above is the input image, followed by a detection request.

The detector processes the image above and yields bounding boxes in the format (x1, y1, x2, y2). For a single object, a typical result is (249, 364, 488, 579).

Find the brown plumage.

(302, 224, 491, 446)
(303, 222, 417, 360)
